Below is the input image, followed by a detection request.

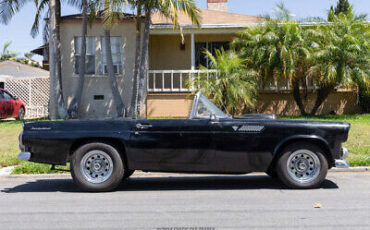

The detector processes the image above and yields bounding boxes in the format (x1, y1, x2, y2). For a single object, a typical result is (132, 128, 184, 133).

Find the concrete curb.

(0, 167, 368, 179)
(329, 167, 369, 172)
(0, 166, 16, 176)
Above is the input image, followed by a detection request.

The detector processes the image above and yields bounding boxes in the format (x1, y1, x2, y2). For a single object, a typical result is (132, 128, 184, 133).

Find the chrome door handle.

(136, 123, 152, 130)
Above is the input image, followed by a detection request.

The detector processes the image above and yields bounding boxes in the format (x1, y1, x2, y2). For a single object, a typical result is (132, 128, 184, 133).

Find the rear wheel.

(17, 107, 25, 120)
(71, 142, 125, 192)
(276, 142, 328, 189)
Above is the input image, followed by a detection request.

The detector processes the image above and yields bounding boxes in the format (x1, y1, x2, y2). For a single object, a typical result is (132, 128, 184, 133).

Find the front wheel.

(276, 142, 328, 189)
(71, 142, 125, 192)
(17, 107, 25, 120)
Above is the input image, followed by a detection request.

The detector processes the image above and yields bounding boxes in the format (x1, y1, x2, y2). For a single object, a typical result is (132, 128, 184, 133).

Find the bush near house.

(0, 114, 369, 174)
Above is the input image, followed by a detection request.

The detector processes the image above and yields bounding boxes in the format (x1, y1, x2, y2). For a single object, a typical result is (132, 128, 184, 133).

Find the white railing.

(25, 105, 48, 119)
(147, 69, 325, 93)
(147, 70, 218, 92)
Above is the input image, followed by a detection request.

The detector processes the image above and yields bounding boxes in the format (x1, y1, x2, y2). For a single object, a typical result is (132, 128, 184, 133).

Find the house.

(31, 44, 49, 70)
(0, 60, 49, 88)
(33, 0, 362, 118)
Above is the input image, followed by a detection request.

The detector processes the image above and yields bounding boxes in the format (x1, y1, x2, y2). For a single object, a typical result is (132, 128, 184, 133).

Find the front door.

(128, 119, 214, 172)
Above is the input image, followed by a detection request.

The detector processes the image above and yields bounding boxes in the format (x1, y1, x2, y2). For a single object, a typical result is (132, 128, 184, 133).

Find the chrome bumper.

(17, 152, 31, 161)
(335, 147, 349, 168)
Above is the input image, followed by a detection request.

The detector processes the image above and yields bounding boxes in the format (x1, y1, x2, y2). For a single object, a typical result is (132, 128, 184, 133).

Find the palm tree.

(134, 0, 201, 117)
(233, 21, 313, 115)
(0, 41, 18, 61)
(67, 0, 88, 118)
(96, 0, 128, 117)
(48, 0, 68, 118)
(188, 49, 258, 116)
(128, 0, 142, 117)
(308, 12, 369, 115)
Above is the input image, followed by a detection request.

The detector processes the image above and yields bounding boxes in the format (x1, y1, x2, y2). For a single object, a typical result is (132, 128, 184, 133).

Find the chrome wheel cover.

(80, 150, 114, 184)
(287, 149, 321, 184)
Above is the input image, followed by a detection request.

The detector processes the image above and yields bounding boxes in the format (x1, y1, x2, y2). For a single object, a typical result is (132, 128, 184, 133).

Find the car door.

(128, 118, 215, 172)
(0, 91, 5, 118)
(210, 118, 273, 172)
(0, 90, 12, 119)
(2, 91, 15, 117)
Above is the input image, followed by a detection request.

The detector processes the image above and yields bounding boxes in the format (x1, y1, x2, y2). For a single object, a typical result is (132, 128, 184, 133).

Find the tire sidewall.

(71, 142, 125, 192)
(276, 142, 328, 189)
(17, 107, 25, 120)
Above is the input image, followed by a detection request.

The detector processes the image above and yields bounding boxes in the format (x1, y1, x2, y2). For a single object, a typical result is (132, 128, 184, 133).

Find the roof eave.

(150, 21, 335, 30)
(150, 23, 260, 30)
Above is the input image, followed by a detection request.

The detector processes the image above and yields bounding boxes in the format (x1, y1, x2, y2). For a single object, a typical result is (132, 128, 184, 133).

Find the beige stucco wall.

(257, 91, 362, 116)
(60, 22, 137, 118)
(146, 91, 362, 118)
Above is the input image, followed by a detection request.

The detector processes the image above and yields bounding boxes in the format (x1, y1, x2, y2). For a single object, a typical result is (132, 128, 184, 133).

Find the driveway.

(0, 172, 369, 230)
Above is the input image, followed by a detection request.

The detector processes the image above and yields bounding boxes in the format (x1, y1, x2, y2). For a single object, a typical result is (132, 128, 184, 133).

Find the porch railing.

(147, 70, 218, 92)
(147, 69, 328, 93)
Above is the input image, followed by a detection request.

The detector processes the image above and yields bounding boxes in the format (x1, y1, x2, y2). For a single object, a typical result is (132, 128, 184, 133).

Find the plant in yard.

(233, 20, 314, 115)
(328, 0, 367, 21)
(132, 0, 201, 118)
(307, 12, 369, 115)
(0, 41, 18, 61)
(188, 48, 258, 116)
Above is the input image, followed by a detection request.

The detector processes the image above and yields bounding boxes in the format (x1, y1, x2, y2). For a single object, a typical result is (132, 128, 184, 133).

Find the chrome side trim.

(17, 152, 31, 161)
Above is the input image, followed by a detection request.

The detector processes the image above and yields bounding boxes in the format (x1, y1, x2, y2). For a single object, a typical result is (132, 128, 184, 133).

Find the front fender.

(273, 135, 332, 157)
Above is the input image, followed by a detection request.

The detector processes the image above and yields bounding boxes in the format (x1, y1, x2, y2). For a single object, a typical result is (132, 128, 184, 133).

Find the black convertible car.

(18, 92, 350, 191)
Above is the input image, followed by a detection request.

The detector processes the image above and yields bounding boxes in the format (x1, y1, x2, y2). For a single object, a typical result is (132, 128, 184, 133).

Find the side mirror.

(210, 114, 218, 121)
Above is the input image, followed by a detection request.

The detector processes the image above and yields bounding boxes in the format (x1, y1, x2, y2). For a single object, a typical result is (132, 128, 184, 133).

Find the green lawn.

(0, 114, 369, 174)
(0, 119, 68, 174)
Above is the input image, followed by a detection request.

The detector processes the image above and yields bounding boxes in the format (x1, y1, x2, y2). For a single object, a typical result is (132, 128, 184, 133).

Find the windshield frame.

(188, 92, 228, 119)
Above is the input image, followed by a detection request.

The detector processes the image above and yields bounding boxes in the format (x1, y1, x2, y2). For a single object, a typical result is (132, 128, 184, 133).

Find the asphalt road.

(0, 172, 369, 230)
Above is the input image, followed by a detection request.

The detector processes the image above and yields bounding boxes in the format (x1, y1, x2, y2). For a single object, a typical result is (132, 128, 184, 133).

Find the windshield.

(189, 92, 228, 119)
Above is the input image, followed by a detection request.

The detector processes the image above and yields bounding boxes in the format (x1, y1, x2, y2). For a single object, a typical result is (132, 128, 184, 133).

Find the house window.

(101, 36, 122, 75)
(74, 36, 96, 75)
(195, 41, 229, 69)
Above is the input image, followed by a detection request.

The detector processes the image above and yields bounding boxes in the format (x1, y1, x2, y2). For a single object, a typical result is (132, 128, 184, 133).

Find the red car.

(0, 89, 25, 120)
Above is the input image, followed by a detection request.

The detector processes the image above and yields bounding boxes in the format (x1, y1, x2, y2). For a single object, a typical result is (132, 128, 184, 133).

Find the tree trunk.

(129, 6, 142, 118)
(136, 7, 151, 117)
(104, 29, 125, 117)
(67, 0, 88, 119)
(292, 79, 308, 116)
(49, 0, 67, 119)
(310, 86, 333, 116)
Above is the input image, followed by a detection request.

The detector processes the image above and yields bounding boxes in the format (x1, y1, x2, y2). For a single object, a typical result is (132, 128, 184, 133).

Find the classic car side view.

(18, 92, 350, 192)
(0, 88, 25, 120)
